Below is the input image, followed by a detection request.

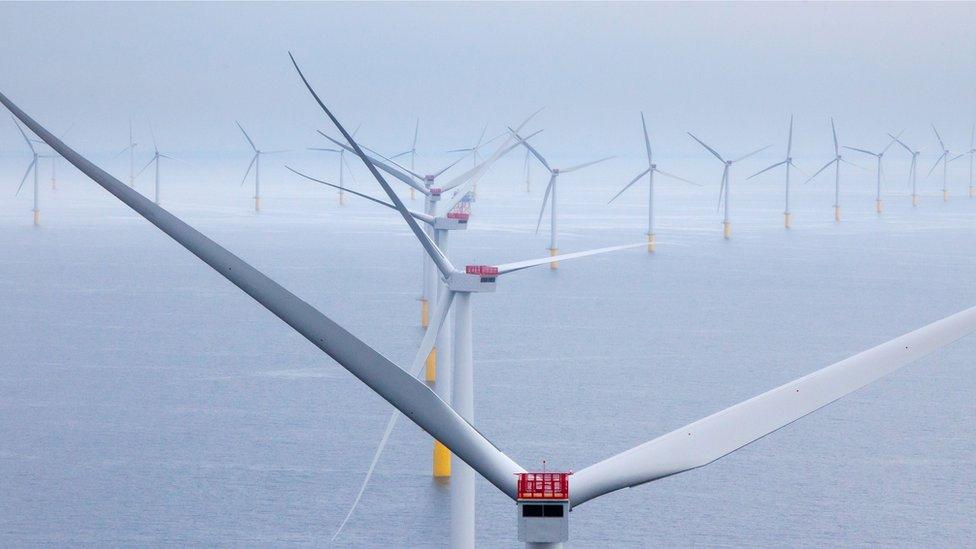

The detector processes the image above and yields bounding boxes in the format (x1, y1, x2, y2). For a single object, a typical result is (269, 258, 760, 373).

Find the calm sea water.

(1, 155, 974, 547)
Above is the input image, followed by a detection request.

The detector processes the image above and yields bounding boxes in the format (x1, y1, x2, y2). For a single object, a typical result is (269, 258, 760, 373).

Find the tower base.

(970, 186, 975, 198)
(548, 248, 559, 269)
(875, 199, 883, 214)
(339, 191, 346, 206)
(646, 233, 656, 253)
(722, 221, 731, 240)
(254, 196, 261, 213)
(943, 190, 949, 202)
(32, 210, 39, 226)
(425, 347, 437, 383)
(433, 440, 451, 477)
(833, 205, 841, 222)
(410, 188, 415, 200)
(420, 298, 429, 328)
(783, 212, 792, 229)
(912, 195, 919, 207)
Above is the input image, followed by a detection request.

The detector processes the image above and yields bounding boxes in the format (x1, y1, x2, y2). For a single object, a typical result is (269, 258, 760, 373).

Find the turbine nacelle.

(446, 266, 498, 293)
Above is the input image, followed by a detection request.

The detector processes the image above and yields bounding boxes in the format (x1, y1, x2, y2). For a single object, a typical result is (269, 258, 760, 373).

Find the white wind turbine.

(888, 133, 923, 206)
(927, 125, 959, 202)
(237, 121, 290, 212)
(135, 124, 174, 205)
(517, 135, 614, 267)
(446, 125, 504, 196)
(688, 132, 769, 239)
(8, 81, 976, 549)
(113, 120, 138, 188)
(12, 117, 41, 225)
(805, 118, 861, 222)
(307, 124, 361, 205)
(964, 124, 976, 198)
(608, 112, 696, 252)
(747, 116, 803, 228)
(843, 133, 899, 214)
(288, 58, 646, 545)
(388, 118, 420, 200)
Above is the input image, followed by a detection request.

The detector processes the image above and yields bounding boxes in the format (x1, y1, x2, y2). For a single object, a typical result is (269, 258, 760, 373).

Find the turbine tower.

(806, 118, 860, 222)
(12, 117, 40, 225)
(237, 121, 289, 212)
(965, 124, 976, 197)
(517, 135, 613, 267)
(688, 132, 769, 239)
(928, 125, 956, 202)
(8, 81, 976, 549)
(113, 120, 138, 188)
(609, 112, 696, 251)
(843, 134, 898, 214)
(889, 134, 922, 206)
(135, 124, 173, 205)
(748, 116, 802, 228)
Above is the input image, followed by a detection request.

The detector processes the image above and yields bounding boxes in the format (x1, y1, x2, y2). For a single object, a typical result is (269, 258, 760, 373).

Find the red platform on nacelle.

(517, 472, 570, 500)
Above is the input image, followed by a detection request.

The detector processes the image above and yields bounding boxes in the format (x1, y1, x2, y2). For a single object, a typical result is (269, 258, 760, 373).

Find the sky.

(0, 2, 974, 162)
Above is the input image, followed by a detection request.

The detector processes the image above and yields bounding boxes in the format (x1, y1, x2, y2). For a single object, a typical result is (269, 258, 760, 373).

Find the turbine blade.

(687, 132, 725, 163)
(830, 117, 839, 155)
(655, 168, 700, 186)
(15, 158, 35, 196)
(570, 305, 976, 507)
(888, 133, 913, 155)
(241, 154, 257, 186)
(411, 118, 419, 150)
(786, 115, 794, 157)
(843, 146, 877, 156)
(111, 144, 133, 159)
(12, 117, 35, 154)
(432, 153, 466, 178)
(561, 155, 614, 174)
(513, 131, 552, 172)
(495, 242, 647, 275)
(926, 152, 947, 178)
(135, 156, 156, 178)
(236, 121, 258, 152)
(0, 88, 523, 501)
(746, 160, 787, 180)
(320, 132, 428, 195)
(732, 144, 771, 163)
(308, 147, 341, 152)
(932, 124, 945, 151)
(535, 177, 554, 234)
(287, 166, 433, 224)
(805, 159, 836, 184)
(607, 168, 651, 204)
(640, 111, 653, 165)
(290, 53, 455, 278)
(263, 149, 292, 155)
(841, 158, 867, 171)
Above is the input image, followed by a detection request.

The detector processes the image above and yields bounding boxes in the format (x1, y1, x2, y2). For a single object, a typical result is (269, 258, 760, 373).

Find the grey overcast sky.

(1, 2, 974, 160)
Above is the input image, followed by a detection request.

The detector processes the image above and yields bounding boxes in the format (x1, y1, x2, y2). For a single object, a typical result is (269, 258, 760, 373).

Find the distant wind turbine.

(927, 125, 959, 202)
(308, 124, 361, 205)
(965, 125, 976, 198)
(518, 135, 614, 267)
(12, 117, 41, 225)
(237, 121, 290, 212)
(889, 134, 923, 206)
(113, 120, 138, 188)
(688, 132, 769, 239)
(843, 133, 899, 214)
(388, 118, 420, 200)
(446, 125, 504, 195)
(805, 118, 861, 222)
(135, 123, 174, 205)
(748, 116, 802, 228)
(609, 112, 696, 251)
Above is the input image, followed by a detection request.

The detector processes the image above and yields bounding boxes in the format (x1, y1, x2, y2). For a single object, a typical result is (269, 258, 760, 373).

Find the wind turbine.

(308, 124, 361, 205)
(113, 120, 138, 188)
(8, 82, 976, 549)
(688, 132, 769, 239)
(135, 124, 173, 205)
(518, 136, 614, 267)
(237, 121, 289, 212)
(965, 125, 976, 198)
(288, 59, 647, 545)
(608, 112, 696, 251)
(11, 117, 40, 225)
(747, 116, 802, 228)
(927, 125, 958, 202)
(388, 118, 420, 200)
(843, 133, 898, 214)
(805, 118, 860, 222)
(446, 125, 504, 195)
(889, 134, 923, 206)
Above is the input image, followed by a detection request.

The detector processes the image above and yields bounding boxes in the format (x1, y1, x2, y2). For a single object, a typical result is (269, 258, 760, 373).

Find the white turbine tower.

(12, 117, 40, 225)
(517, 135, 613, 268)
(237, 121, 290, 212)
(688, 133, 769, 239)
(135, 124, 173, 205)
(609, 112, 696, 251)
(889, 134, 923, 206)
(747, 116, 803, 228)
(805, 118, 861, 222)
(113, 120, 138, 188)
(8, 81, 976, 549)
(964, 124, 976, 197)
(843, 134, 898, 214)
(927, 125, 959, 202)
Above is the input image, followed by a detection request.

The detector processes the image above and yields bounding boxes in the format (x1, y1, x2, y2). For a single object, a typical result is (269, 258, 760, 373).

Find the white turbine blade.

(570, 305, 976, 507)
(535, 177, 554, 234)
(411, 117, 419, 150)
(561, 155, 614, 174)
(11, 117, 36, 154)
(0, 88, 524, 501)
(287, 166, 434, 224)
(843, 145, 877, 157)
(15, 158, 35, 196)
(949, 153, 966, 162)
(830, 117, 839, 155)
(340, 152, 361, 187)
(361, 143, 426, 180)
(687, 132, 725, 163)
(111, 144, 133, 159)
(263, 149, 292, 155)
(290, 53, 456, 279)
(240, 154, 257, 186)
(431, 153, 466, 179)
(655, 168, 700, 186)
(308, 147, 341, 153)
(387, 149, 412, 160)
(882, 131, 903, 155)
(640, 111, 653, 165)
(746, 159, 787, 180)
(320, 132, 428, 195)
(331, 288, 455, 542)
(888, 133, 913, 155)
(495, 242, 646, 275)
(607, 168, 651, 204)
(513, 129, 552, 172)
(732, 144, 771, 163)
(786, 115, 794, 157)
(926, 152, 947, 178)
(439, 128, 542, 213)
(840, 158, 867, 171)
(135, 156, 156, 178)
(788, 160, 807, 178)
(931, 124, 945, 151)
(236, 121, 258, 153)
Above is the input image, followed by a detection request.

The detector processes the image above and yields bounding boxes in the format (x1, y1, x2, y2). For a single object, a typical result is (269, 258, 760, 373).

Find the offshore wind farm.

(1, 3, 975, 548)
